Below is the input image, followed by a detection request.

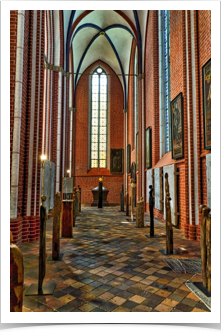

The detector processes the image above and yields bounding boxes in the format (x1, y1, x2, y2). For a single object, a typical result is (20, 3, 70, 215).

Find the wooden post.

(165, 173, 173, 254)
(149, 185, 154, 236)
(120, 184, 124, 212)
(10, 233, 24, 312)
(73, 187, 76, 226)
(136, 197, 144, 228)
(129, 178, 136, 221)
(76, 189, 80, 216)
(52, 192, 61, 260)
(199, 204, 211, 290)
(98, 181, 103, 208)
(78, 185, 81, 212)
(38, 195, 47, 294)
(206, 212, 211, 292)
(126, 189, 129, 216)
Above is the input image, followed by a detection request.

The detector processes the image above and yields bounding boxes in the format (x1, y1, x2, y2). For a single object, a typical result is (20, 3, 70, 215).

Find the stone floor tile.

(112, 306, 130, 312)
(186, 292, 200, 302)
(20, 207, 209, 313)
(129, 295, 146, 304)
(121, 300, 138, 310)
(79, 303, 97, 312)
(168, 293, 183, 303)
(195, 302, 210, 312)
(79, 293, 96, 302)
(142, 294, 164, 308)
(33, 305, 57, 312)
(161, 298, 178, 308)
(80, 285, 94, 293)
(59, 294, 75, 304)
(181, 298, 198, 307)
(131, 305, 152, 312)
(191, 308, 208, 312)
(109, 296, 126, 306)
(144, 286, 159, 294)
(91, 307, 106, 312)
(99, 301, 117, 312)
(154, 304, 173, 312)
(98, 292, 115, 301)
(175, 303, 193, 312)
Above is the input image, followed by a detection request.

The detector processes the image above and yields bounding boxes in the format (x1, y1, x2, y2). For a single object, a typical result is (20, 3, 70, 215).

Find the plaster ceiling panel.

(76, 35, 124, 89)
(121, 10, 136, 26)
(76, 10, 132, 32)
(74, 10, 86, 23)
(137, 10, 148, 70)
(72, 27, 99, 73)
(63, 10, 72, 47)
(106, 28, 133, 75)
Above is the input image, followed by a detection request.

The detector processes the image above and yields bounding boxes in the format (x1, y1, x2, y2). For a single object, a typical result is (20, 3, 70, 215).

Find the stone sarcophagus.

(91, 186, 109, 206)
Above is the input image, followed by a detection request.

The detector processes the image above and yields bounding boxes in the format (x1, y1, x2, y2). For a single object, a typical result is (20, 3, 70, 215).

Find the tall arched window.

(91, 67, 108, 168)
(134, 47, 138, 147)
(159, 10, 171, 156)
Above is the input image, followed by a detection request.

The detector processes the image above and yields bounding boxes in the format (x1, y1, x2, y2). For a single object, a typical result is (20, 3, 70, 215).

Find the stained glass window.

(91, 67, 107, 168)
(135, 47, 138, 147)
(162, 10, 171, 153)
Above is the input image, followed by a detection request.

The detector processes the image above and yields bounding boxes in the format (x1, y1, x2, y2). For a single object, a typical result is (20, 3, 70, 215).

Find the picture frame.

(171, 92, 184, 159)
(136, 133, 138, 170)
(127, 144, 131, 174)
(202, 58, 211, 150)
(145, 127, 152, 169)
(110, 149, 124, 174)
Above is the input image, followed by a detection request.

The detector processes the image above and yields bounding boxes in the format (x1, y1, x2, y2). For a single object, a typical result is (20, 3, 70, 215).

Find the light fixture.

(41, 155, 47, 161)
(67, 170, 70, 174)
(99, 177, 103, 182)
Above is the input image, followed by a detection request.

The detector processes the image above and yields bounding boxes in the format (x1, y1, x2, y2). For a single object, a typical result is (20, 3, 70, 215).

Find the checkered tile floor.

(21, 206, 210, 312)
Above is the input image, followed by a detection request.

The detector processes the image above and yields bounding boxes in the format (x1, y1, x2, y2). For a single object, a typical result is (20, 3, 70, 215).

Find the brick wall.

(74, 60, 124, 204)
(126, 10, 211, 240)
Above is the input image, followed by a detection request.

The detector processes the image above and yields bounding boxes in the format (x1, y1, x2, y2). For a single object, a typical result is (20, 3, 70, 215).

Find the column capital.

(137, 73, 145, 80)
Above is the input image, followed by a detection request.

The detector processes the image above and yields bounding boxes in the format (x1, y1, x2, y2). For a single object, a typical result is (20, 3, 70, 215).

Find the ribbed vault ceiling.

(64, 9, 148, 105)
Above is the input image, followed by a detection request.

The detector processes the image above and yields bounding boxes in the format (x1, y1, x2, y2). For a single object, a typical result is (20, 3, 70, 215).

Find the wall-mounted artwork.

(171, 92, 184, 159)
(127, 144, 131, 174)
(145, 127, 152, 169)
(202, 59, 211, 150)
(110, 149, 124, 174)
(136, 133, 138, 170)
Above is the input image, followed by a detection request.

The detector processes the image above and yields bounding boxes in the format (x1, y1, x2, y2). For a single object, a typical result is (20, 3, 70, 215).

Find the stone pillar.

(52, 192, 61, 260)
(136, 197, 144, 228)
(10, 232, 24, 311)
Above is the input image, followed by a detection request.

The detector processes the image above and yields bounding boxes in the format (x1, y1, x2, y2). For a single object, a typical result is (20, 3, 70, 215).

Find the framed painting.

(202, 59, 211, 150)
(136, 133, 138, 170)
(110, 149, 124, 174)
(171, 92, 184, 159)
(145, 127, 152, 169)
(127, 144, 131, 174)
